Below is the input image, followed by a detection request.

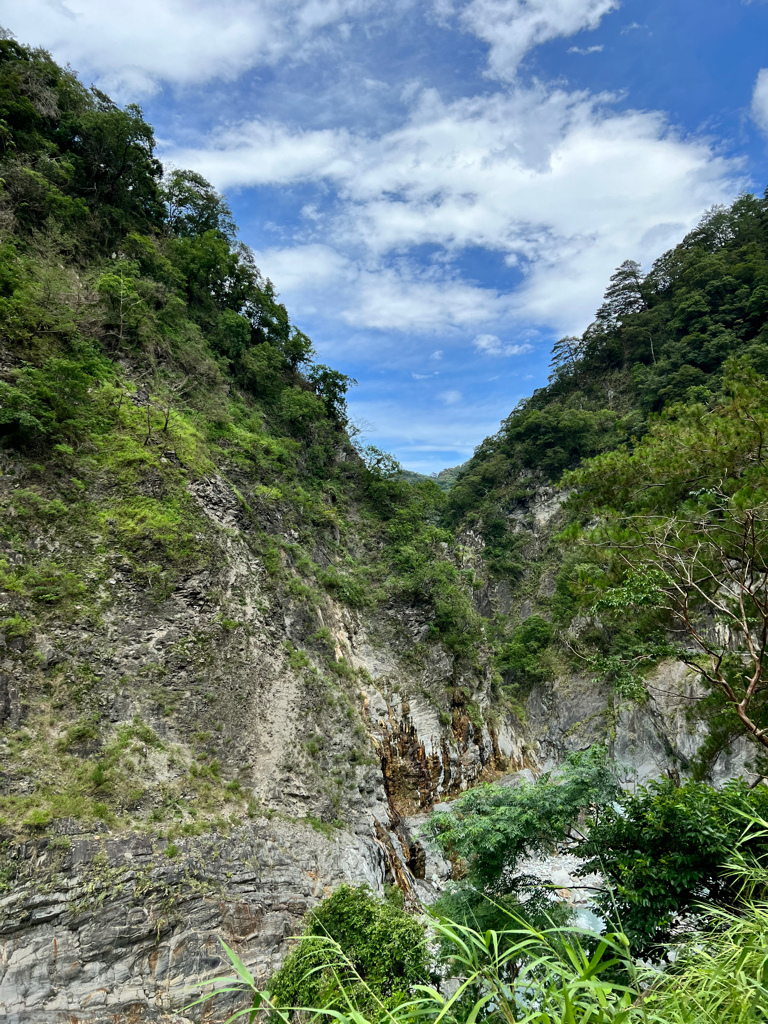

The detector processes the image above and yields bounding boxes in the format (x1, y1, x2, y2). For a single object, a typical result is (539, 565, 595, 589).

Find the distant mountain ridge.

(397, 461, 468, 491)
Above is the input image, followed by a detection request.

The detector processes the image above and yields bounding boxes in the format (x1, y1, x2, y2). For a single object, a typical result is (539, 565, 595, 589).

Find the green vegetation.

(446, 194, 768, 744)
(422, 747, 619, 935)
(562, 360, 768, 759)
(577, 777, 768, 954)
(425, 747, 619, 891)
(496, 615, 554, 689)
(193, 846, 768, 1024)
(396, 461, 467, 491)
(450, 199, 768, 513)
(268, 885, 429, 1020)
(4, 45, 768, 748)
(0, 706, 251, 834)
(434, 190, 768, 775)
(0, 40, 488, 837)
(423, 748, 768, 965)
(6, 40, 768, 1024)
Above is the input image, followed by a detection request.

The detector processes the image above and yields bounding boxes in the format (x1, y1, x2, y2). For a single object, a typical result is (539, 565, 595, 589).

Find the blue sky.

(4, 0, 768, 473)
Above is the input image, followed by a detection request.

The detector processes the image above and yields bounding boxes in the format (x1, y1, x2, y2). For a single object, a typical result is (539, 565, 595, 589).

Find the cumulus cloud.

(1, 0, 620, 95)
(473, 334, 533, 355)
(6, 2, 738, 343)
(3, 0, 751, 470)
(342, 266, 509, 332)
(752, 69, 768, 134)
(247, 243, 350, 292)
(250, 243, 511, 334)
(568, 44, 603, 53)
(167, 120, 352, 187)
(0, 0, 388, 95)
(453, 0, 618, 80)
(13, 1, 741, 354)
(474, 334, 502, 353)
(175, 82, 741, 336)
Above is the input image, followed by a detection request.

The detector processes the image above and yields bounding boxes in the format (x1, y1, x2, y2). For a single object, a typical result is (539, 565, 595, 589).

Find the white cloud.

(168, 120, 352, 187)
(3, 0, 750, 473)
(2, 0, 618, 96)
(473, 334, 533, 355)
(439, 389, 463, 404)
(341, 265, 509, 332)
(568, 44, 603, 53)
(248, 243, 350, 291)
(0, 0, 388, 95)
(474, 333, 503, 354)
(22, 1, 741, 354)
(251, 243, 510, 334)
(179, 83, 741, 337)
(752, 69, 768, 134)
(453, 0, 618, 80)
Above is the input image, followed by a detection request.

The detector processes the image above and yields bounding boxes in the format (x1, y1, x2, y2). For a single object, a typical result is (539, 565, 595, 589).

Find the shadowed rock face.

(0, 822, 387, 1023)
(0, 472, 748, 1021)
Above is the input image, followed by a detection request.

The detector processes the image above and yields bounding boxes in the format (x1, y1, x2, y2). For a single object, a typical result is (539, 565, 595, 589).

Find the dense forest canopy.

(448, 193, 768, 513)
(0, 36, 352, 441)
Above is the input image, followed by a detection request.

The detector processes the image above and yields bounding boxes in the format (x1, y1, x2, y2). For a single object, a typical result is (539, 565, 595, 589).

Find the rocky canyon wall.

(0, 471, 747, 1022)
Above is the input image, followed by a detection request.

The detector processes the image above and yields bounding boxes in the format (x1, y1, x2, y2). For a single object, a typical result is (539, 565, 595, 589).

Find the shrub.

(193, 883, 768, 1024)
(424, 745, 619, 892)
(496, 615, 554, 688)
(575, 777, 768, 955)
(268, 885, 428, 1018)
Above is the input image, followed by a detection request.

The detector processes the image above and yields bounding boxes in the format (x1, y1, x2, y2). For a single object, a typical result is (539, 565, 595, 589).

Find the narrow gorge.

(0, 37, 766, 1023)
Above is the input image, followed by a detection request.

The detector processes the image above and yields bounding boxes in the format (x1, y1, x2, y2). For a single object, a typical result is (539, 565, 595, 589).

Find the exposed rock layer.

(0, 475, 747, 1021)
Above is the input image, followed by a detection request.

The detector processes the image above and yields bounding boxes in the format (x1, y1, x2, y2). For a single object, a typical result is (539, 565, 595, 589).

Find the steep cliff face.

(463, 482, 750, 786)
(0, 467, 741, 1022)
(1, 823, 386, 1024)
(0, 449, 514, 1021)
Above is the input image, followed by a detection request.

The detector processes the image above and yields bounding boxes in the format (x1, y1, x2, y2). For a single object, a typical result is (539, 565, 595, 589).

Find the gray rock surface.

(0, 820, 390, 1023)
(0, 471, 755, 1022)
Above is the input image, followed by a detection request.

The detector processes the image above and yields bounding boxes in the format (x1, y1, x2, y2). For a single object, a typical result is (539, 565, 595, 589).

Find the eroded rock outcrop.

(0, 475, 749, 1022)
(1, 821, 387, 1023)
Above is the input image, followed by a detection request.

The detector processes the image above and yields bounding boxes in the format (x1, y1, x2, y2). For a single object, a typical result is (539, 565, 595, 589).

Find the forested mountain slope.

(451, 194, 768, 505)
(0, 41, 514, 1021)
(448, 194, 768, 777)
(0, 37, 767, 1022)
